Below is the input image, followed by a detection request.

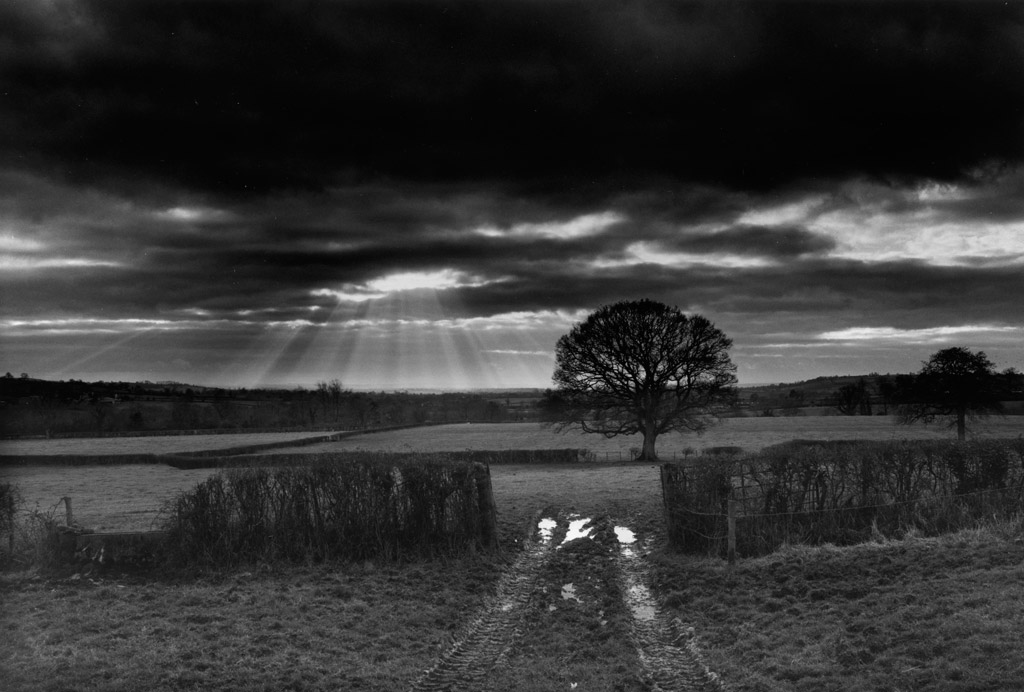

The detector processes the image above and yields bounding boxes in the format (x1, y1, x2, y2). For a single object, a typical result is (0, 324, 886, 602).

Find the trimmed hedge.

(161, 456, 498, 565)
(662, 438, 1024, 557)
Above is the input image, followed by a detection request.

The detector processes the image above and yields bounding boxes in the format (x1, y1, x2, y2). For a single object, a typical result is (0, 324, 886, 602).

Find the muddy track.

(615, 537, 726, 692)
(408, 515, 560, 691)
(410, 513, 726, 692)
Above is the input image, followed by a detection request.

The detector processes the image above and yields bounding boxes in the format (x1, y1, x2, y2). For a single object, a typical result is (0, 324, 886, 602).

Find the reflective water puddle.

(537, 517, 557, 543)
(558, 516, 593, 548)
(616, 524, 658, 622)
(614, 526, 636, 544)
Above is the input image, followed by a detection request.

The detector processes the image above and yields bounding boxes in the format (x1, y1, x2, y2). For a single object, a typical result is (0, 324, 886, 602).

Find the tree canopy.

(551, 299, 736, 460)
(894, 347, 1016, 441)
(832, 378, 873, 416)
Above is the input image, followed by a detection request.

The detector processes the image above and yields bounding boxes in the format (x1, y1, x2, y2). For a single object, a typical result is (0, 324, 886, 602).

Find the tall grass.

(0, 483, 71, 568)
(161, 455, 498, 566)
(662, 438, 1024, 557)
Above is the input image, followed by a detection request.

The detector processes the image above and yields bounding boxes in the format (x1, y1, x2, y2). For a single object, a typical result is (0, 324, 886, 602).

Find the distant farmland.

(260, 417, 1024, 459)
(2, 417, 1022, 461)
(0, 430, 342, 458)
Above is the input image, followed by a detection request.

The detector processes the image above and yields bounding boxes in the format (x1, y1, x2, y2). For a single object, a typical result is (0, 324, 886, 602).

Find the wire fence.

(661, 438, 1024, 558)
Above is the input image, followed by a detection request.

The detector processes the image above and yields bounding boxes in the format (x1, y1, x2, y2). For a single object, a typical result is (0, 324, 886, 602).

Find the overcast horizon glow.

(2, 2, 1023, 389)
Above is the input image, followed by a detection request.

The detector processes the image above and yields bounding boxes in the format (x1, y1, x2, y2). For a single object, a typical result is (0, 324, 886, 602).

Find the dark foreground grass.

(0, 557, 505, 692)
(651, 524, 1024, 692)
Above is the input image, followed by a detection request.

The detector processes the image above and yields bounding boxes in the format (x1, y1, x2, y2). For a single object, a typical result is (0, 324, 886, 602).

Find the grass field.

(3, 460, 1023, 691)
(0, 465, 228, 532)
(260, 417, 1024, 458)
(0, 431, 345, 458)
(3, 416, 1021, 460)
(3, 421, 1024, 691)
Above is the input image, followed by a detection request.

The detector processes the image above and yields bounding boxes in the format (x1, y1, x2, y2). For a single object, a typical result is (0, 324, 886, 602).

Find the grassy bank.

(652, 524, 1024, 691)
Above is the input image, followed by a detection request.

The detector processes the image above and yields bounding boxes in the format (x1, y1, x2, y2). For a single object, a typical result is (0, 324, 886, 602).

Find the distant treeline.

(0, 376, 542, 437)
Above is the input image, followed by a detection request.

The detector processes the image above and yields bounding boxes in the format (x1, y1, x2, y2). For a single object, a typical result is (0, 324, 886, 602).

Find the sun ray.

(51, 328, 155, 380)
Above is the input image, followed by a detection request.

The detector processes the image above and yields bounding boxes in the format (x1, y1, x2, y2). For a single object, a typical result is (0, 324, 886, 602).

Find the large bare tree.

(551, 299, 737, 460)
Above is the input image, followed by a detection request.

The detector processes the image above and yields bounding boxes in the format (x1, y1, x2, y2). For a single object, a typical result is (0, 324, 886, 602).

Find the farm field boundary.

(0, 423, 449, 464)
(0, 430, 347, 462)
(4, 417, 1022, 463)
(257, 418, 1024, 458)
(163, 448, 588, 470)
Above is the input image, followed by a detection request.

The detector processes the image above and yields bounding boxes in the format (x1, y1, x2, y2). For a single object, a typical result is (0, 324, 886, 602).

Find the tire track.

(411, 514, 728, 691)
(408, 514, 559, 692)
(614, 531, 726, 692)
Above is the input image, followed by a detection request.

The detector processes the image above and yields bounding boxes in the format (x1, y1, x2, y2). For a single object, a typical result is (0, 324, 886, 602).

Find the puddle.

(558, 517, 593, 547)
(616, 525, 639, 556)
(614, 526, 636, 544)
(616, 524, 657, 622)
(561, 583, 581, 602)
(537, 517, 557, 543)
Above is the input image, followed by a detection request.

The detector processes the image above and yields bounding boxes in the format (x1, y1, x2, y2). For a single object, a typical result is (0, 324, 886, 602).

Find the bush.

(161, 455, 498, 566)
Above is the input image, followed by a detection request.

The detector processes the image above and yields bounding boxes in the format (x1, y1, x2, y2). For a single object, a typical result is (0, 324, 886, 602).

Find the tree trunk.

(639, 420, 659, 460)
(957, 409, 966, 441)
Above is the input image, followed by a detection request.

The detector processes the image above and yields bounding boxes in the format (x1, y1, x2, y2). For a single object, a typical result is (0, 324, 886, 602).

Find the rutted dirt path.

(615, 529, 726, 692)
(408, 514, 561, 691)
(410, 511, 726, 692)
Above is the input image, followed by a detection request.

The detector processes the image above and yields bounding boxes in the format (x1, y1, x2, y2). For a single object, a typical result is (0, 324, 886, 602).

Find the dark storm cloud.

(450, 257, 1024, 328)
(3, 1, 1023, 386)
(653, 226, 836, 258)
(3, 1, 1023, 199)
(3, 168, 1021, 330)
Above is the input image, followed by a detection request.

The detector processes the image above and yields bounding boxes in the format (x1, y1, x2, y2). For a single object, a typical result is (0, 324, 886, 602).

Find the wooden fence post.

(62, 496, 73, 527)
(473, 463, 499, 551)
(659, 464, 670, 526)
(727, 492, 737, 566)
(6, 495, 13, 557)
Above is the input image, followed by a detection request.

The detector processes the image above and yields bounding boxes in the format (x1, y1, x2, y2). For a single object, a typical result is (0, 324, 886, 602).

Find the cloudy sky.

(2, 1, 1023, 390)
